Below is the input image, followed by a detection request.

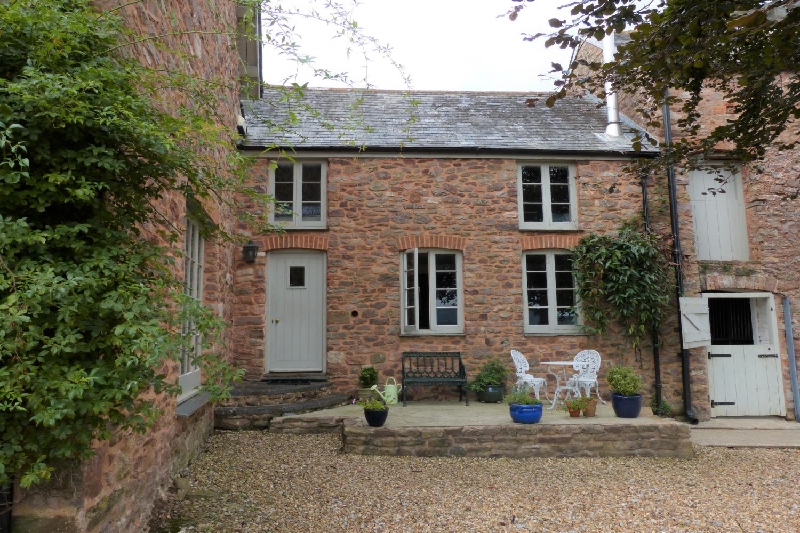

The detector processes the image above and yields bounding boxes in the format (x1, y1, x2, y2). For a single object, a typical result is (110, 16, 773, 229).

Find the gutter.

(662, 91, 698, 424)
(641, 172, 664, 415)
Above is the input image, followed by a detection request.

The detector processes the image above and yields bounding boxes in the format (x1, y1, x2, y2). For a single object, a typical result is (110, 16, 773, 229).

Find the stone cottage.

(233, 87, 698, 415)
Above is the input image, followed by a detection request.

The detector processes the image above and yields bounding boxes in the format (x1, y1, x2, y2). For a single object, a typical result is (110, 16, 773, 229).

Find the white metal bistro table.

(542, 360, 587, 409)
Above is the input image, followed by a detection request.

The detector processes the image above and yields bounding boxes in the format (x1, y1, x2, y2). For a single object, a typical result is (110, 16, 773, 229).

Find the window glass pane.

(436, 289, 458, 307)
(521, 166, 542, 183)
(289, 266, 305, 287)
(274, 182, 293, 202)
(529, 308, 549, 325)
(406, 288, 415, 307)
(526, 272, 547, 289)
(557, 308, 578, 325)
(522, 183, 542, 203)
(550, 183, 570, 204)
(302, 164, 322, 183)
(301, 182, 321, 202)
(523, 204, 543, 223)
(554, 254, 572, 271)
(301, 202, 321, 221)
(555, 272, 574, 288)
(556, 289, 575, 307)
(527, 289, 548, 307)
(437, 308, 458, 326)
(406, 307, 416, 326)
(526, 254, 546, 271)
(274, 202, 292, 221)
(549, 166, 569, 184)
(436, 271, 457, 289)
(551, 204, 571, 222)
(435, 254, 456, 272)
(275, 165, 293, 182)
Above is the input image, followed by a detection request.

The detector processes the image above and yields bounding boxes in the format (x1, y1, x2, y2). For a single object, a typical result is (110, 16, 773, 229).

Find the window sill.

(518, 226, 580, 232)
(524, 330, 588, 337)
(177, 391, 210, 418)
(399, 332, 466, 337)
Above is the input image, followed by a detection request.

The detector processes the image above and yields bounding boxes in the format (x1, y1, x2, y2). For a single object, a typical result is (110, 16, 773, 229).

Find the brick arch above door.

(397, 235, 466, 252)
(521, 234, 582, 251)
(262, 234, 329, 252)
(704, 273, 779, 293)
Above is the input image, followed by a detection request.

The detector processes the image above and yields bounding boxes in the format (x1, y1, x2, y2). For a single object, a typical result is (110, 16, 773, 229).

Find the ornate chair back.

(509, 349, 529, 377)
(573, 350, 601, 379)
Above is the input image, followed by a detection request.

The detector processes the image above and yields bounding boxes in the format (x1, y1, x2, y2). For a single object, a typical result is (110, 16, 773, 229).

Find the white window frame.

(269, 160, 327, 229)
(401, 249, 464, 335)
(517, 163, 578, 230)
(179, 218, 204, 402)
(523, 250, 581, 335)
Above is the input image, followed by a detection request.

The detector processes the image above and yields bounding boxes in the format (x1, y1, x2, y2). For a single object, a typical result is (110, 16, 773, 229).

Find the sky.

(260, 0, 573, 93)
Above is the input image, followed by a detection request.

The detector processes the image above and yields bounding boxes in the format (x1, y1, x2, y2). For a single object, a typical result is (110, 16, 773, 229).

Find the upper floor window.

(180, 217, 204, 401)
(518, 163, 577, 230)
(270, 161, 326, 229)
(401, 249, 463, 335)
(687, 166, 748, 261)
(523, 251, 581, 334)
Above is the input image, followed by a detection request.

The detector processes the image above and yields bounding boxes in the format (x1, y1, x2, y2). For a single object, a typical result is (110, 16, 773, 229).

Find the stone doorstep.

(213, 393, 351, 430)
(221, 381, 334, 407)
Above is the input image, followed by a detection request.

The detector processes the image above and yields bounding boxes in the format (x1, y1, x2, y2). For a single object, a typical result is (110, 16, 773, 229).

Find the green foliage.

(504, 389, 542, 406)
(468, 358, 511, 392)
(357, 397, 387, 410)
(606, 366, 643, 397)
(0, 0, 266, 487)
(510, 1, 800, 171)
(571, 226, 672, 349)
(562, 395, 589, 412)
(358, 366, 379, 388)
(649, 396, 673, 417)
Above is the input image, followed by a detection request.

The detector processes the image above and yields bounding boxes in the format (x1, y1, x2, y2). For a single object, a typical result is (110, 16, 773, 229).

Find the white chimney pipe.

(603, 33, 623, 137)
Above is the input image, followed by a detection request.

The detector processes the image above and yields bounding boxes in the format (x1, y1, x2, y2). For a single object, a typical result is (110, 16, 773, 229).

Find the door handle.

(272, 319, 280, 324)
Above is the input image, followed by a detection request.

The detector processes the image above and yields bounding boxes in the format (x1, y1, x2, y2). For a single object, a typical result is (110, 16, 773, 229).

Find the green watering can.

(370, 377, 402, 405)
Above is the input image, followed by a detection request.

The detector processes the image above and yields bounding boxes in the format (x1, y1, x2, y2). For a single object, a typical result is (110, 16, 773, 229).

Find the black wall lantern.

(242, 240, 259, 263)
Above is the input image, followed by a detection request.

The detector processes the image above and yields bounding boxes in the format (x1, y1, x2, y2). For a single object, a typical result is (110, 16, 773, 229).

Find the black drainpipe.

(662, 92, 698, 424)
(640, 173, 664, 415)
(0, 482, 11, 533)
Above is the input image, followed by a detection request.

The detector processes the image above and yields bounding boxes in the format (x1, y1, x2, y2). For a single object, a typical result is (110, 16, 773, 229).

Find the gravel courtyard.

(150, 431, 800, 533)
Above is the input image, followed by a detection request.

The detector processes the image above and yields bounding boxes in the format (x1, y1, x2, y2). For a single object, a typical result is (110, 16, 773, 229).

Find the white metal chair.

(509, 350, 548, 400)
(565, 349, 605, 403)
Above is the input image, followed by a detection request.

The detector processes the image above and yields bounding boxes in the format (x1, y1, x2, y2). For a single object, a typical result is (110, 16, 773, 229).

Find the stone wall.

(233, 155, 687, 415)
(12, 1, 243, 531)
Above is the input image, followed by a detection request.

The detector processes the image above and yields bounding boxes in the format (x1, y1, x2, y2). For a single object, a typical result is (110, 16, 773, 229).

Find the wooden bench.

(401, 352, 469, 406)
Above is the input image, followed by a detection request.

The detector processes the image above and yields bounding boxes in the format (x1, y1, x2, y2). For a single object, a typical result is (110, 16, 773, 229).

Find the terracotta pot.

(583, 398, 598, 417)
(568, 408, 581, 417)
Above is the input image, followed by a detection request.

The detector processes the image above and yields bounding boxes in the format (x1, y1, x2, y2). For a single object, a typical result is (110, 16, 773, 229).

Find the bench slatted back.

(402, 352, 465, 380)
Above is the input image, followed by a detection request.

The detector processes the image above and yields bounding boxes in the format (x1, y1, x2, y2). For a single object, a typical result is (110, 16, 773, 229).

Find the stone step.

(214, 393, 351, 431)
(222, 380, 334, 407)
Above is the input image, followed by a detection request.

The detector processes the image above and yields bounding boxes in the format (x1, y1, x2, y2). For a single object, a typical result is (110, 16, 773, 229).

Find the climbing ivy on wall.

(571, 225, 673, 349)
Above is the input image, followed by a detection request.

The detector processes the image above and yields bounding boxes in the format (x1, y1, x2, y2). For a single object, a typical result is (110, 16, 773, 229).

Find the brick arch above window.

(397, 235, 466, 252)
(262, 234, 329, 252)
(521, 234, 582, 251)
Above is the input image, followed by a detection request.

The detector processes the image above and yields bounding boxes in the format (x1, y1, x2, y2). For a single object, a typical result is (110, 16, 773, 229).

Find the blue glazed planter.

(509, 403, 543, 424)
(611, 393, 642, 418)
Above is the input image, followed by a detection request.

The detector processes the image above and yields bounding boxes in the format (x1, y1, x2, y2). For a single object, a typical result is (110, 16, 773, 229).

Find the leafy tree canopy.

(0, 0, 262, 488)
(509, 0, 800, 169)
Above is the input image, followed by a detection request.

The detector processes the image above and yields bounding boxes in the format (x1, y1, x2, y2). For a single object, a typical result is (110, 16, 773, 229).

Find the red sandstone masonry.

(234, 156, 686, 417)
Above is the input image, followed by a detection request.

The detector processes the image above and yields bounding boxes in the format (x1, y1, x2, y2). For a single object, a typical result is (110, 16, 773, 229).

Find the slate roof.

(241, 87, 655, 156)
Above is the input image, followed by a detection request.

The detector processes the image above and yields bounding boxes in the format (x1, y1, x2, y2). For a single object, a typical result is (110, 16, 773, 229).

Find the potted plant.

(504, 388, 543, 424)
(562, 395, 588, 417)
(583, 395, 598, 417)
(469, 358, 510, 403)
(357, 397, 389, 427)
(606, 365, 643, 418)
(357, 366, 379, 400)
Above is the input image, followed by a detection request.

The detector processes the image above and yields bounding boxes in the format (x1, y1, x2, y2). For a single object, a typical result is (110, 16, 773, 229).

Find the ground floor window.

(402, 249, 463, 335)
(523, 251, 580, 334)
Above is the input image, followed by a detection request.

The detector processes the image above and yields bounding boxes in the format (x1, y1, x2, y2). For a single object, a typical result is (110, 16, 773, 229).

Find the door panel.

(266, 251, 325, 372)
(708, 345, 785, 416)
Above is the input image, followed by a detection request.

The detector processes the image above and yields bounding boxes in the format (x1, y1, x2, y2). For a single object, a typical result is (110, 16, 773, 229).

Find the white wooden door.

(708, 345, 785, 416)
(266, 251, 326, 372)
(687, 168, 749, 261)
